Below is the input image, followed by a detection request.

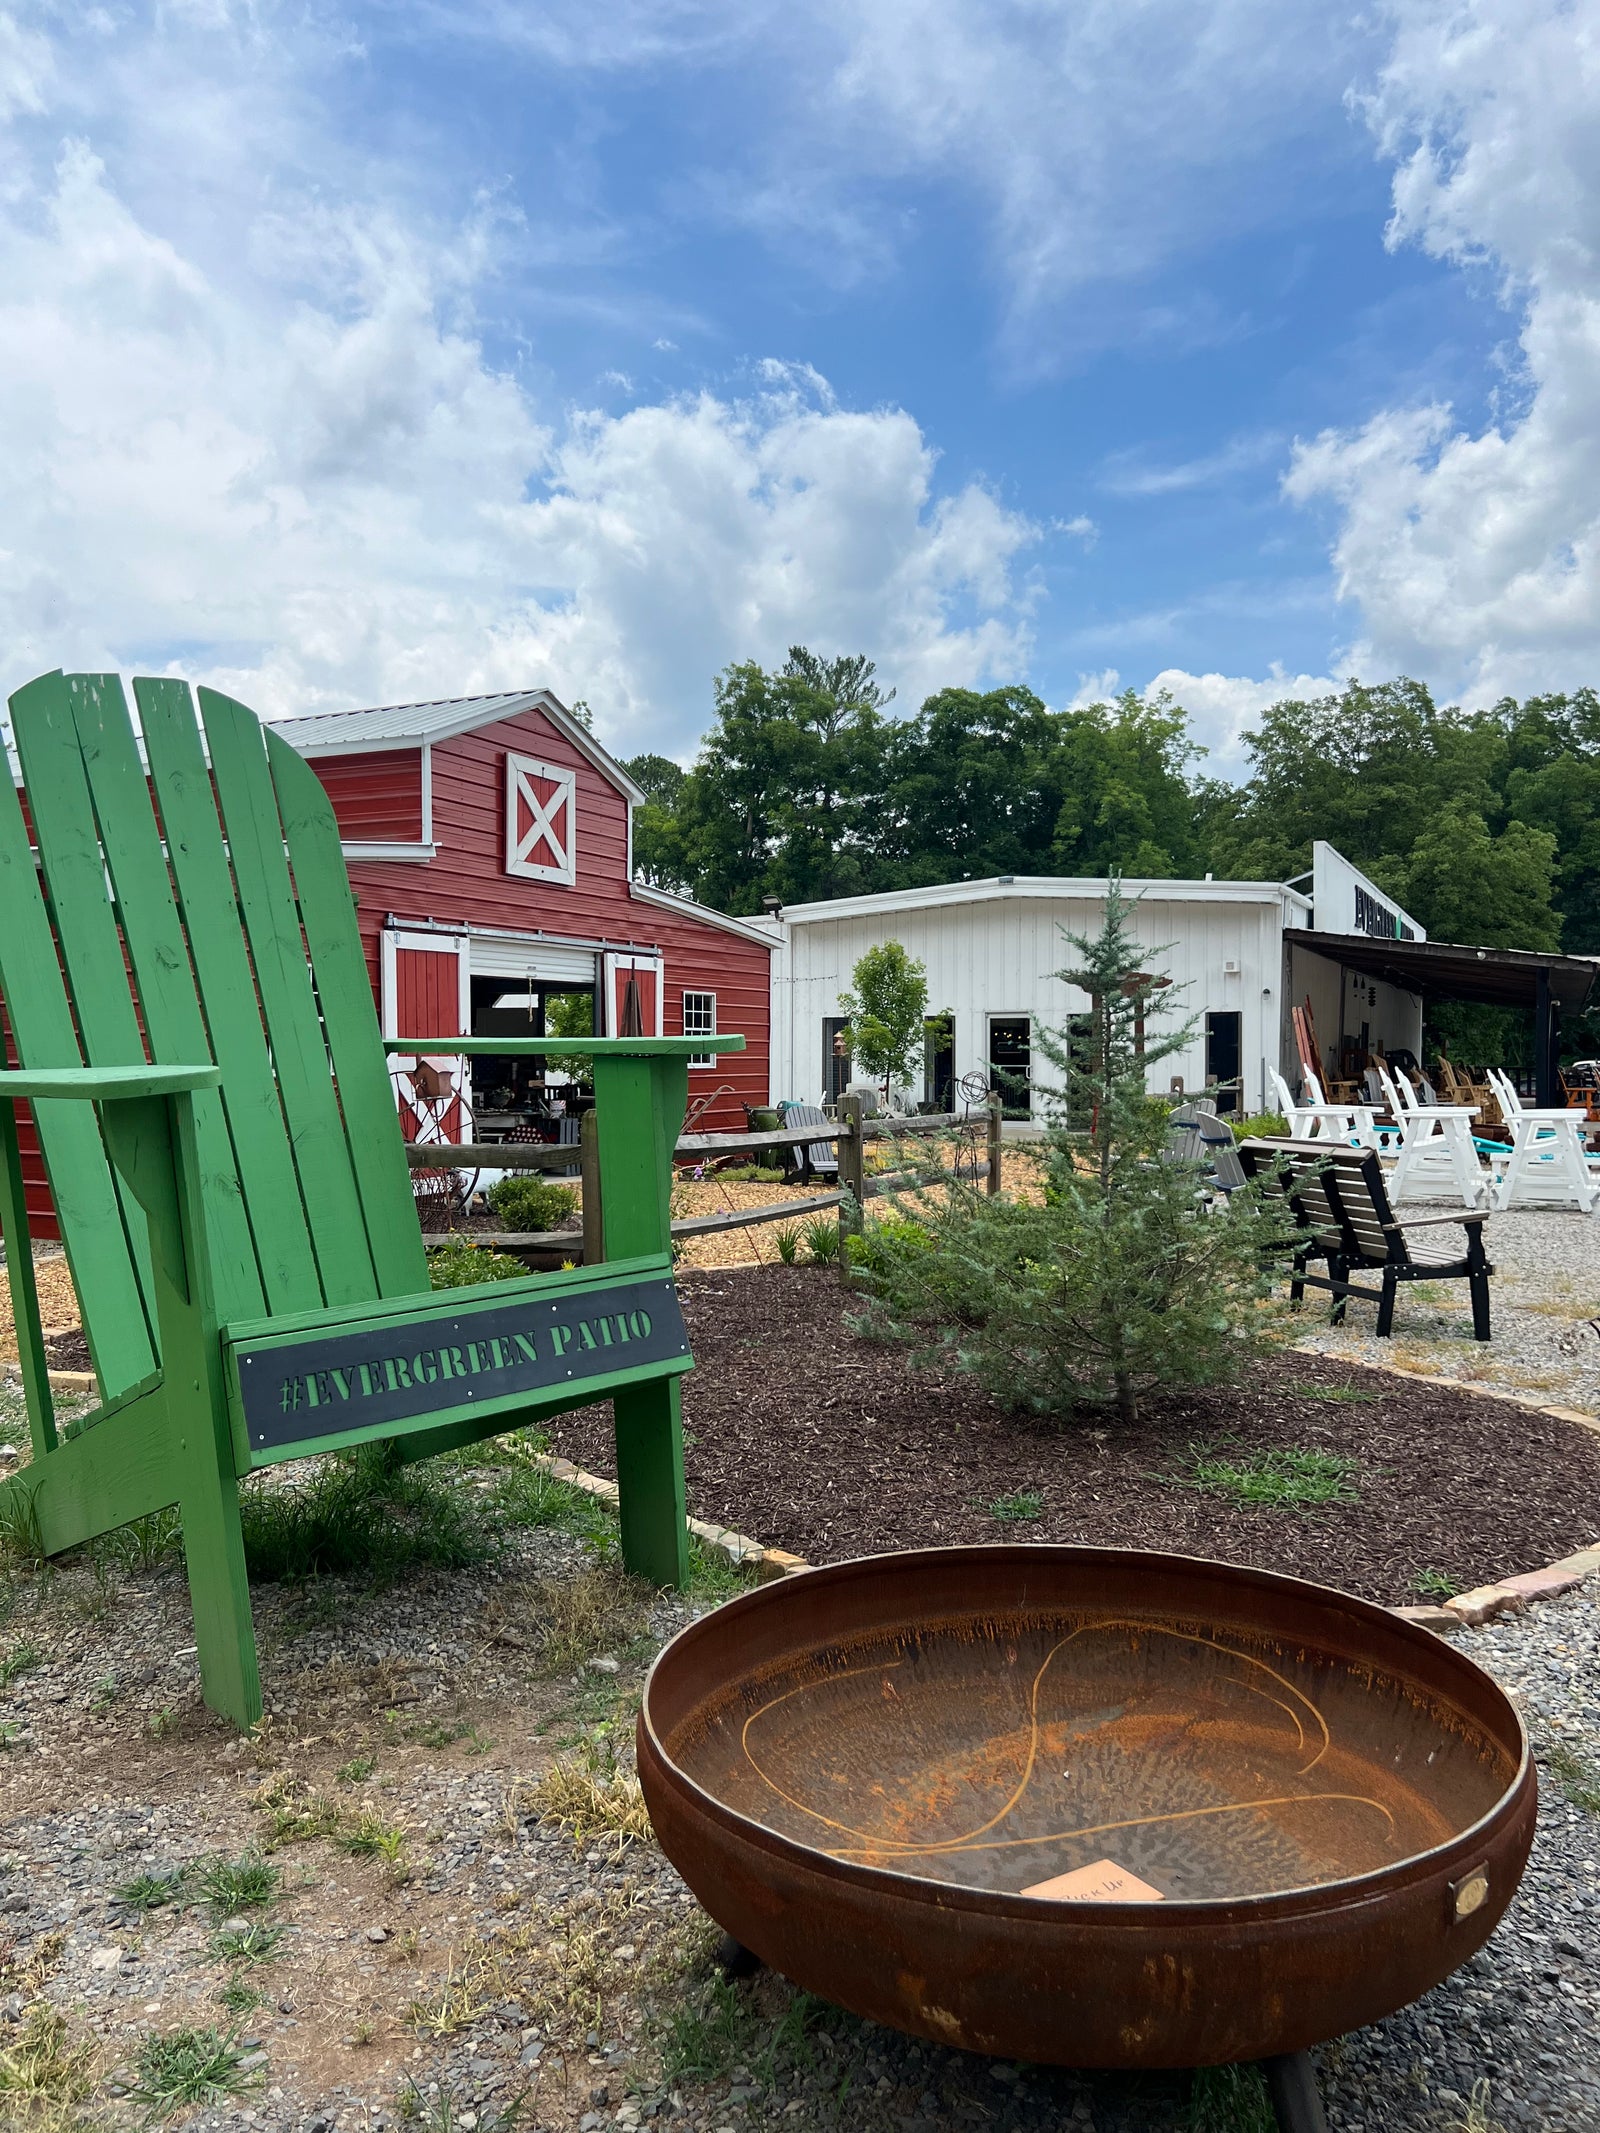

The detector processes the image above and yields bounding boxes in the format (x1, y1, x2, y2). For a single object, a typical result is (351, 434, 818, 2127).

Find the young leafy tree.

(851, 887, 1286, 1423)
(837, 941, 929, 1096)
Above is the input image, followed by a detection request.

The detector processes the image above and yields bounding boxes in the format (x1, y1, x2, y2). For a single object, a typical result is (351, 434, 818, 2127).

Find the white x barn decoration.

(505, 753, 577, 884)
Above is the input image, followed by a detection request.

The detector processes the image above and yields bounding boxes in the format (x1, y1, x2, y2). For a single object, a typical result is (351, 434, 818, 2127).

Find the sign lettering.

(235, 1278, 687, 1455)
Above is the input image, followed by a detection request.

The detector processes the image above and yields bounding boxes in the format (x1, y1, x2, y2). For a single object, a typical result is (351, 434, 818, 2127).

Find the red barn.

(266, 690, 772, 1142)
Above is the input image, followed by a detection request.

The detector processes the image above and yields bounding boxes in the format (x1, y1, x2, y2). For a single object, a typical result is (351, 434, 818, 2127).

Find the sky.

(1, 0, 1598, 776)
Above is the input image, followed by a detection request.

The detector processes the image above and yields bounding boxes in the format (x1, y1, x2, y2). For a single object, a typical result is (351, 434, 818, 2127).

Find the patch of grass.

(130, 2025, 259, 2120)
(114, 1869, 188, 1913)
(773, 1224, 801, 1265)
(1542, 1738, 1600, 1814)
(336, 1755, 377, 1785)
(0, 1639, 43, 1692)
(1441, 2077, 1509, 2133)
(0, 2002, 94, 2127)
(985, 1489, 1045, 1523)
(338, 1810, 410, 1874)
(216, 1978, 262, 2019)
(1414, 1568, 1457, 1601)
(1176, 1441, 1359, 1510)
(400, 2072, 531, 2130)
(801, 1215, 840, 1265)
(239, 1444, 495, 1585)
(1189, 2061, 1274, 2132)
(0, 1482, 46, 1568)
(210, 1920, 283, 1966)
(1299, 1378, 1382, 1404)
(194, 1854, 280, 1915)
(0, 1719, 23, 1751)
(655, 1967, 830, 2093)
(527, 1560, 652, 1677)
(687, 1536, 759, 1602)
(490, 1462, 616, 1551)
(410, 1718, 472, 1751)
(145, 1706, 178, 1739)
(249, 1773, 344, 1848)
(521, 1733, 654, 1857)
(103, 1507, 183, 1573)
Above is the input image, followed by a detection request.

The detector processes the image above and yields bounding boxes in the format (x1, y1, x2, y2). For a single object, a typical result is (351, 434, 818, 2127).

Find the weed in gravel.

(0, 2001, 94, 2127)
(1441, 2077, 1509, 2133)
(195, 1854, 280, 1915)
(521, 1734, 653, 1857)
(0, 1716, 21, 1750)
(0, 1482, 45, 1568)
(0, 1638, 42, 1691)
(1299, 1379, 1382, 1403)
(655, 1964, 830, 2093)
(687, 1537, 758, 1602)
(400, 2074, 530, 2130)
(411, 1718, 473, 1751)
(338, 1810, 410, 1875)
(91, 1668, 120, 1709)
(1414, 1568, 1457, 1601)
(1175, 1442, 1358, 1510)
(985, 1489, 1045, 1523)
(115, 1869, 188, 1913)
(240, 1445, 493, 1585)
(71, 1556, 117, 1624)
(1542, 1738, 1600, 1814)
(491, 1463, 617, 1551)
(1188, 2061, 1273, 2131)
(209, 1921, 283, 1966)
(529, 1561, 652, 1677)
(250, 1772, 344, 1848)
(145, 1706, 177, 1739)
(216, 1979, 262, 2018)
(103, 1508, 183, 1574)
(336, 1755, 377, 1785)
(130, 2025, 259, 2119)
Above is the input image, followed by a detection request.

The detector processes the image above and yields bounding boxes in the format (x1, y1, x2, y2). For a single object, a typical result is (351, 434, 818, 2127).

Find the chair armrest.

(1383, 1210, 1490, 1229)
(384, 1037, 745, 1058)
(0, 1064, 222, 1101)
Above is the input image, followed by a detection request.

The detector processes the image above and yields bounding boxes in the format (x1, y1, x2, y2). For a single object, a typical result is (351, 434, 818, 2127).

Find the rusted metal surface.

(638, 1546, 1535, 2069)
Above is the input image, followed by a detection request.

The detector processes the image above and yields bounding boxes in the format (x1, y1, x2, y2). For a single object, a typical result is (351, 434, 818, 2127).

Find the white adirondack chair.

(1273, 1065, 1388, 1150)
(1383, 1067, 1485, 1208)
(1483, 1068, 1596, 1213)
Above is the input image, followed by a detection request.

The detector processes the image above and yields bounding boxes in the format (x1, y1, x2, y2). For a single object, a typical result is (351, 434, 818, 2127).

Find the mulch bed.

(550, 1265, 1600, 1607)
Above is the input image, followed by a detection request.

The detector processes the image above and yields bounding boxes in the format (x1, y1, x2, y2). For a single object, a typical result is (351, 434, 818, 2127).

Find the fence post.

(837, 1094, 866, 1269)
(580, 1106, 604, 1265)
(987, 1093, 1003, 1196)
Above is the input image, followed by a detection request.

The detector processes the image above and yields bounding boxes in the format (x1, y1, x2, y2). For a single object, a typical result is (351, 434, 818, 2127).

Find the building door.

(603, 951, 663, 1037)
(1206, 1010, 1243, 1114)
(822, 1016, 851, 1104)
(924, 1014, 954, 1111)
(988, 1015, 1032, 1118)
(382, 928, 470, 1143)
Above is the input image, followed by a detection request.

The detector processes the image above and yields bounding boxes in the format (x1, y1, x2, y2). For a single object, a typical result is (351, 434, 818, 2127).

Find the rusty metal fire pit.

(638, 1546, 1534, 2132)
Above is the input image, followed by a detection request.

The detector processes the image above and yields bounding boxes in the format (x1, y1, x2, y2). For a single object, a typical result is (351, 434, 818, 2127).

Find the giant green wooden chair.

(0, 671, 741, 1726)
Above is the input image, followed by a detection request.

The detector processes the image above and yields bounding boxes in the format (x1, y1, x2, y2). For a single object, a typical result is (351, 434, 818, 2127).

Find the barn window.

(505, 754, 576, 884)
(683, 990, 717, 1068)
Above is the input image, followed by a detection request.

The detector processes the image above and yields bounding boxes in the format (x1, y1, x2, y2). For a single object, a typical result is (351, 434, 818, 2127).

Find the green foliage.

(800, 1215, 841, 1264)
(985, 1489, 1044, 1523)
(131, 2025, 259, 2117)
(195, 1853, 280, 1914)
(843, 1214, 934, 1277)
(1177, 1442, 1359, 1509)
(1414, 1568, 1456, 1600)
(485, 1176, 578, 1234)
(838, 940, 929, 1090)
(714, 1162, 785, 1182)
(1229, 1111, 1288, 1142)
(773, 1224, 801, 1264)
(542, 989, 597, 1083)
(115, 1868, 188, 1912)
(0, 1481, 45, 1568)
(1189, 2061, 1275, 2132)
(0, 1639, 41, 1692)
(426, 1238, 529, 1288)
(239, 1446, 494, 1584)
(1542, 1738, 1600, 1816)
(850, 889, 1291, 1423)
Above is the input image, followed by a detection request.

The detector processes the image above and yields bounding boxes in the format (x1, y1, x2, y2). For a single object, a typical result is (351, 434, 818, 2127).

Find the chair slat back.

(1, 671, 427, 1396)
(1239, 1139, 1404, 1269)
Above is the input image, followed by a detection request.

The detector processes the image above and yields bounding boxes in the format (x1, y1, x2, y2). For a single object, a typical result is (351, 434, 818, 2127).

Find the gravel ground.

(1294, 1207, 1600, 1414)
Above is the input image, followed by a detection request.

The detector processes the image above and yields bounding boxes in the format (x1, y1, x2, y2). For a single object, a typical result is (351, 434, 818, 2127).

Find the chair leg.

(1328, 1258, 1348, 1327)
(1375, 1273, 1397, 1338)
(1260, 2052, 1329, 2133)
(180, 1444, 262, 1729)
(612, 1374, 690, 1590)
(1469, 1269, 1492, 1342)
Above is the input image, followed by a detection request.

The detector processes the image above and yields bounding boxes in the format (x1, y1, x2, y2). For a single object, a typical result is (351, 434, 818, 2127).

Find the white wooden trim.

(421, 743, 434, 844)
(341, 840, 436, 862)
(602, 950, 665, 1037)
(505, 753, 577, 885)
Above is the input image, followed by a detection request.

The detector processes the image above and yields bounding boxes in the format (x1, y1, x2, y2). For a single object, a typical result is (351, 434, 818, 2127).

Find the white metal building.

(761, 842, 1427, 1116)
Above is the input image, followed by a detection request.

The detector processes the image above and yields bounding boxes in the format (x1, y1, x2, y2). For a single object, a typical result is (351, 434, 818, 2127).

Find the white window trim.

(602, 951, 664, 1036)
(505, 753, 577, 885)
(683, 988, 718, 1069)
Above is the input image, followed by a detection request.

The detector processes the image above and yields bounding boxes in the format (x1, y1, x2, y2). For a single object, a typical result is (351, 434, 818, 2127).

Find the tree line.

(624, 652, 1597, 963)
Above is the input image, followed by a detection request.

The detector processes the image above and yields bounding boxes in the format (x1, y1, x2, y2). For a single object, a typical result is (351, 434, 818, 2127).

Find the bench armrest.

(384, 1037, 744, 1058)
(0, 1064, 222, 1101)
(1383, 1210, 1490, 1229)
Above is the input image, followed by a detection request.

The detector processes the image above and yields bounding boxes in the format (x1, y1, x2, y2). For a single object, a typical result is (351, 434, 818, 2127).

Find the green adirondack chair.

(0, 670, 741, 1727)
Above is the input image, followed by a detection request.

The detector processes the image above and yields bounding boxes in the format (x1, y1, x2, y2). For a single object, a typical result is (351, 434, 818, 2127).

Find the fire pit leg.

(1260, 2052, 1329, 2133)
(714, 1933, 762, 1979)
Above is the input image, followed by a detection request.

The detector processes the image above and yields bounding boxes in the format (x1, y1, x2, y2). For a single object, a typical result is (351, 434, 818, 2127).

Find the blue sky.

(1, 1, 1595, 773)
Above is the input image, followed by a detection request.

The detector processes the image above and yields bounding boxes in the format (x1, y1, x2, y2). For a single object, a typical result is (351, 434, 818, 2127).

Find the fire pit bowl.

(638, 1546, 1534, 2074)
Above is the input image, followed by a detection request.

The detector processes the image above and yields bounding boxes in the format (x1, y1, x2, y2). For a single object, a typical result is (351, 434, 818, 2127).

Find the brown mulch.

(550, 1265, 1600, 1607)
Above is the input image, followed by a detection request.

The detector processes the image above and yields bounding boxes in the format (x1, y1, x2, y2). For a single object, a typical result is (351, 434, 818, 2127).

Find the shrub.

(850, 885, 1292, 1423)
(801, 1215, 840, 1264)
(485, 1176, 578, 1233)
(715, 1163, 785, 1183)
(1230, 1110, 1289, 1141)
(773, 1225, 801, 1264)
(427, 1239, 528, 1289)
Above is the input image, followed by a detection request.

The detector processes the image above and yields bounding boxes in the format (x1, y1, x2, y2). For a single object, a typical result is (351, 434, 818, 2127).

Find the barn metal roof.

(775, 873, 1314, 923)
(266, 690, 646, 805)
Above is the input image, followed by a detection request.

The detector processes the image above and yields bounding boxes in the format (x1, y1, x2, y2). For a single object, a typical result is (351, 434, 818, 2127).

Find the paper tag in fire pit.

(1021, 1859, 1165, 1903)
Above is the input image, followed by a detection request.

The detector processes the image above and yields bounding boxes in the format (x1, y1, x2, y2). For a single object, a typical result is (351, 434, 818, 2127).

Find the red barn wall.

(310, 749, 423, 842)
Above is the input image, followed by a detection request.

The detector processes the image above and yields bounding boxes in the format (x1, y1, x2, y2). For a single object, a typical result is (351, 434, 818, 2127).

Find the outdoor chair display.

(1238, 1138, 1492, 1340)
(1166, 1101, 1246, 1191)
(778, 1100, 839, 1182)
(1269, 1066, 1387, 1151)
(0, 671, 742, 1727)
(1481, 1067, 1597, 1214)
(1378, 1067, 1485, 1209)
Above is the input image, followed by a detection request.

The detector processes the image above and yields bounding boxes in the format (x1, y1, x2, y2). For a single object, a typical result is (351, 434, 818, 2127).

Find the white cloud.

(0, 9, 1039, 759)
(1098, 431, 1284, 499)
(1064, 662, 1340, 775)
(1285, 0, 1600, 702)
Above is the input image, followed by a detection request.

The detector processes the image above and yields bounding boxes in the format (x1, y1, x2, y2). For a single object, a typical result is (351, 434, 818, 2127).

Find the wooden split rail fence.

(407, 1094, 1007, 1266)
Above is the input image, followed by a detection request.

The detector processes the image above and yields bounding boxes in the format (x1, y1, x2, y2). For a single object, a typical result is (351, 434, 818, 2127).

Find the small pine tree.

(853, 885, 1286, 1423)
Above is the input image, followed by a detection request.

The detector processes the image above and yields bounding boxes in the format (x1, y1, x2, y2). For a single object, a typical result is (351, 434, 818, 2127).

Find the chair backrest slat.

(0, 677, 159, 1394)
(266, 728, 428, 1297)
(72, 676, 266, 1327)
(197, 688, 380, 1306)
(135, 679, 328, 1317)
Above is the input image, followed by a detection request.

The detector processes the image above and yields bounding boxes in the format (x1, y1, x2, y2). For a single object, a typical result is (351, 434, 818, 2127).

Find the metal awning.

(1293, 930, 1599, 1015)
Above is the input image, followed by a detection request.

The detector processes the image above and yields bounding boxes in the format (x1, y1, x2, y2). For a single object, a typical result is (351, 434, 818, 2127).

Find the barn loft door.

(382, 928, 470, 1144)
(603, 951, 663, 1038)
(505, 753, 576, 885)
